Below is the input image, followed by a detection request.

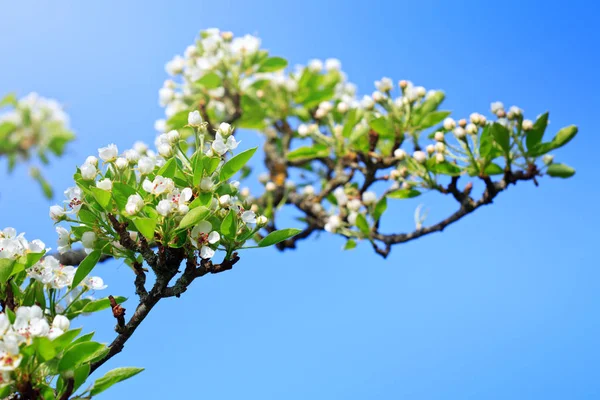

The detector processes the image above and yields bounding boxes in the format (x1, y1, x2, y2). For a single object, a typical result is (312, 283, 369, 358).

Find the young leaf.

(71, 250, 102, 289)
(368, 117, 394, 137)
(195, 72, 222, 89)
(220, 147, 257, 181)
(0, 259, 15, 284)
(257, 228, 302, 247)
(219, 210, 236, 238)
(286, 144, 329, 161)
(90, 187, 112, 211)
(387, 189, 421, 199)
(490, 122, 511, 154)
(343, 239, 357, 250)
(525, 112, 549, 151)
(372, 197, 388, 221)
(355, 214, 371, 236)
(546, 163, 575, 178)
(177, 206, 210, 230)
(90, 367, 145, 396)
(58, 341, 107, 372)
(133, 218, 156, 241)
(257, 57, 288, 73)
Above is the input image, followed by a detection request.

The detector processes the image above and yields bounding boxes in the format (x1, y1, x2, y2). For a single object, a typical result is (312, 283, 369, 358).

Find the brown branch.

(109, 295, 126, 333)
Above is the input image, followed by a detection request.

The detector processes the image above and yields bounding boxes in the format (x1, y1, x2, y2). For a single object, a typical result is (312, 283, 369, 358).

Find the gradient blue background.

(1, 1, 599, 398)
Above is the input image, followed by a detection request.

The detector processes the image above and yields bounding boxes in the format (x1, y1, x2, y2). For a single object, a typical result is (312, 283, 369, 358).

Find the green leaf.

(177, 206, 210, 230)
(257, 228, 302, 247)
(428, 161, 462, 176)
(257, 57, 288, 73)
(156, 157, 177, 179)
(387, 189, 421, 199)
(192, 152, 205, 186)
(343, 239, 357, 250)
(195, 72, 222, 89)
(484, 162, 504, 175)
(418, 111, 451, 129)
(546, 163, 575, 178)
(133, 218, 156, 241)
(73, 363, 91, 393)
(166, 110, 190, 130)
(0, 259, 15, 284)
(58, 341, 107, 372)
(355, 214, 370, 236)
(286, 144, 329, 161)
(33, 337, 57, 361)
(0, 122, 17, 141)
(479, 125, 493, 158)
(372, 197, 388, 221)
(221, 210, 237, 238)
(71, 250, 102, 289)
(530, 125, 578, 157)
(368, 117, 394, 137)
(301, 87, 335, 109)
(90, 187, 112, 211)
(112, 182, 137, 213)
(490, 122, 511, 154)
(525, 112, 548, 151)
(51, 328, 82, 351)
(220, 147, 257, 181)
(0, 92, 17, 107)
(90, 367, 145, 396)
(81, 296, 127, 313)
(342, 108, 359, 138)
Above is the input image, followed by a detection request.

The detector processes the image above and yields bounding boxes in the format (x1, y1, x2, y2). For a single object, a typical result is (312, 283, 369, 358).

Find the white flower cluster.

(322, 187, 378, 233)
(0, 92, 72, 154)
(0, 227, 46, 260)
(0, 306, 71, 381)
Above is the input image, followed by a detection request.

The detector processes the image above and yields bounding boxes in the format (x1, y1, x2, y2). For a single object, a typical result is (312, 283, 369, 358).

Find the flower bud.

(362, 191, 377, 205)
(125, 149, 140, 163)
(491, 101, 504, 115)
(337, 101, 349, 113)
(115, 157, 128, 170)
(256, 215, 268, 226)
(434, 131, 445, 142)
(218, 122, 232, 137)
(96, 178, 112, 191)
(219, 194, 231, 207)
(435, 142, 445, 153)
(85, 156, 98, 166)
(394, 149, 407, 160)
(265, 182, 276, 192)
(258, 173, 269, 184)
(522, 119, 534, 131)
(188, 110, 203, 126)
(49, 205, 65, 222)
(435, 153, 445, 163)
(125, 194, 144, 216)
(413, 151, 427, 163)
(443, 118, 456, 130)
(200, 177, 214, 191)
(361, 95, 375, 110)
(303, 185, 315, 196)
(80, 163, 96, 180)
(158, 143, 172, 157)
(138, 157, 155, 175)
(52, 315, 70, 332)
(134, 141, 148, 154)
(454, 127, 467, 139)
(98, 144, 118, 162)
(167, 130, 180, 143)
(308, 59, 323, 72)
(372, 91, 384, 102)
(426, 145, 435, 155)
(387, 169, 400, 180)
(466, 123, 478, 135)
(543, 154, 554, 165)
(298, 124, 309, 137)
(325, 58, 341, 71)
(81, 231, 96, 249)
(347, 199, 362, 211)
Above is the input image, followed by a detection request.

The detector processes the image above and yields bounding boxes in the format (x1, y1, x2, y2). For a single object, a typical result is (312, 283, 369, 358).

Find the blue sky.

(1, 1, 599, 398)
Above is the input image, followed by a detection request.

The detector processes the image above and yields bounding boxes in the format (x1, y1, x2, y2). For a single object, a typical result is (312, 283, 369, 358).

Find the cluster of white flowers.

(321, 187, 378, 233)
(0, 92, 72, 156)
(0, 306, 71, 381)
(0, 227, 46, 260)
